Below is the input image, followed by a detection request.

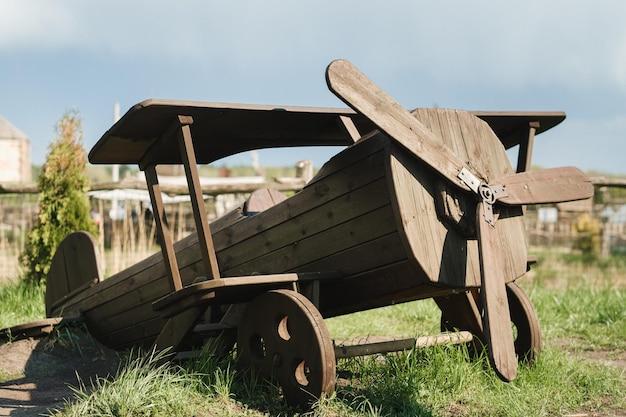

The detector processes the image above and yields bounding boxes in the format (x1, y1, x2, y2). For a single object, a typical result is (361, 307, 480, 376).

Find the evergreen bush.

(20, 110, 97, 286)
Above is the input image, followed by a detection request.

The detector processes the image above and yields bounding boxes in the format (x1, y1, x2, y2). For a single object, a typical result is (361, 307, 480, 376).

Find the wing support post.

(141, 115, 221, 293)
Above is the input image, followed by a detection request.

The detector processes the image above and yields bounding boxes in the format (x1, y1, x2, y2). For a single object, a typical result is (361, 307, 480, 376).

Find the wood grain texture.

(477, 201, 517, 381)
(391, 109, 527, 288)
(496, 166, 594, 205)
(46, 231, 102, 317)
(326, 59, 470, 191)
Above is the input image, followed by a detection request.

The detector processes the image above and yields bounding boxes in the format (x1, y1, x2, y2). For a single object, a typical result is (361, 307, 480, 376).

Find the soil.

(0, 328, 120, 416)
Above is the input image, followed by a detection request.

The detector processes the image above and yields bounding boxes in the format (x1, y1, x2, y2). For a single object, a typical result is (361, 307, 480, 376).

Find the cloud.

(0, 0, 76, 49)
(3, 0, 625, 94)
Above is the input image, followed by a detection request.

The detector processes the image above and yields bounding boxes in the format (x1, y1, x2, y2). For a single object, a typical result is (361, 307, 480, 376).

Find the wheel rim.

(237, 290, 335, 407)
(507, 282, 542, 363)
(440, 284, 542, 364)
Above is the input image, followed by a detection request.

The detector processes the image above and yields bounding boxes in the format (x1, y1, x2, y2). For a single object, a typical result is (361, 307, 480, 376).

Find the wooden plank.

(516, 122, 538, 173)
(339, 115, 362, 142)
(88, 100, 376, 165)
(96, 316, 167, 349)
(477, 200, 517, 382)
(178, 120, 221, 280)
(211, 135, 388, 249)
(53, 190, 290, 348)
(300, 233, 406, 278)
(326, 59, 471, 192)
(152, 273, 299, 313)
(65, 186, 252, 315)
(471, 112, 565, 150)
(153, 305, 208, 364)
(334, 332, 473, 359)
(86, 97, 565, 167)
(434, 291, 483, 336)
(145, 164, 183, 291)
(496, 166, 594, 206)
(67, 197, 253, 321)
(244, 189, 287, 214)
(50, 277, 99, 312)
(46, 231, 102, 317)
(222, 204, 398, 276)
(328, 61, 589, 212)
(319, 263, 448, 317)
(218, 177, 392, 272)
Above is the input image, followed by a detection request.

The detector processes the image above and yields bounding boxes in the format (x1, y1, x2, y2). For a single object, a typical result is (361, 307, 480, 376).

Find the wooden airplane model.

(3, 60, 594, 407)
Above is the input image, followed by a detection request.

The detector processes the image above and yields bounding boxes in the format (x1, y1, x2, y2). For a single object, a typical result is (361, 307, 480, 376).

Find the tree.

(20, 110, 97, 286)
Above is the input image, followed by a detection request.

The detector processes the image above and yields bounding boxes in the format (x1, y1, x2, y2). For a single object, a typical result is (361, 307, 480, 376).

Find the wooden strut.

(145, 165, 183, 292)
(143, 115, 221, 294)
(516, 121, 539, 173)
(334, 331, 474, 359)
(146, 115, 225, 358)
(178, 118, 221, 280)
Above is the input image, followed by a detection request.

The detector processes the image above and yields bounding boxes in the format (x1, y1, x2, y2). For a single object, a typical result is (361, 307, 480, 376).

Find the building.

(0, 116, 31, 183)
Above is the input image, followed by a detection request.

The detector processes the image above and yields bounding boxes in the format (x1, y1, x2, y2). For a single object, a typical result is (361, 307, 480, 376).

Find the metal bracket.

(458, 167, 481, 194)
(458, 167, 508, 227)
(478, 183, 508, 226)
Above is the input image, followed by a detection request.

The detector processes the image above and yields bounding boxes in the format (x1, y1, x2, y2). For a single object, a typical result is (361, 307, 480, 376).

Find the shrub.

(572, 212, 601, 261)
(19, 110, 97, 286)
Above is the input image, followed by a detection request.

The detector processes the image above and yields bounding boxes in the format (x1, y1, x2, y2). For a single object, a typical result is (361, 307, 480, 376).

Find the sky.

(1, 0, 625, 174)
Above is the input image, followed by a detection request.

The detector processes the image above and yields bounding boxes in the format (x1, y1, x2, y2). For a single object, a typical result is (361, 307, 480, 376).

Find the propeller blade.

(326, 59, 472, 193)
(476, 201, 518, 382)
(495, 166, 594, 206)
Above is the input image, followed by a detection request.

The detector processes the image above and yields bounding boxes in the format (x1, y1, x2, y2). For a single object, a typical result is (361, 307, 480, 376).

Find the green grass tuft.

(0, 280, 45, 328)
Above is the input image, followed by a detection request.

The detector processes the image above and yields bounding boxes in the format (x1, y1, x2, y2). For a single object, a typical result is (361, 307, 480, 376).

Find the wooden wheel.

(506, 282, 542, 364)
(440, 283, 541, 364)
(237, 290, 335, 407)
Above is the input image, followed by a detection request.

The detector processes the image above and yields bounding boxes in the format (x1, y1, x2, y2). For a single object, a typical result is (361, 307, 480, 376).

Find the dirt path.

(0, 331, 120, 416)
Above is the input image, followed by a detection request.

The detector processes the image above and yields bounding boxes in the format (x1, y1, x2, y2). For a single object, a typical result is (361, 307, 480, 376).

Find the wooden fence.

(0, 174, 307, 280)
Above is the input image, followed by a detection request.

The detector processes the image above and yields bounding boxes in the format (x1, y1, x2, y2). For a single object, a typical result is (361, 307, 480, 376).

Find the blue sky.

(1, 1, 625, 174)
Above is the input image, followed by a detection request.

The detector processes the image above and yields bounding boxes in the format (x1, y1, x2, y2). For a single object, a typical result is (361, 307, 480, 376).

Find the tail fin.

(46, 231, 102, 317)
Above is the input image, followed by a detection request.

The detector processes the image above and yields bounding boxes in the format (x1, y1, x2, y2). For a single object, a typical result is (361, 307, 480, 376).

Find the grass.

(0, 279, 45, 328)
(1, 250, 625, 416)
(49, 349, 207, 417)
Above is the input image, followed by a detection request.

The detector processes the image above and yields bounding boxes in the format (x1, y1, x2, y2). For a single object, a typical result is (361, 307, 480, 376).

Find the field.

(0, 248, 625, 416)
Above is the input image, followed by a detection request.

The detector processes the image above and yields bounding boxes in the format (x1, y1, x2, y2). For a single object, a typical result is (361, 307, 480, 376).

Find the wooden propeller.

(326, 59, 593, 381)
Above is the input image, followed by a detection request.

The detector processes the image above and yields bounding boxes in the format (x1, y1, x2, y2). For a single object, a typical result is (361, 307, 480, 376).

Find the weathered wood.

(89, 178, 304, 195)
(516, 122, 538, 173)
(339, 115, 362, 142)
(1, 318, 63, 342)
(46, 231, 103, 317)
(334, 331, 473, 359)
(435, 291, 483, 336)
(496, 167, 594, 205)
(153, 305, 208, 363)
(244, 188, 287, 214)
(326, 59, 472, 192)
(178, 119, 221, 280)
(477, 200, 517, 382)
(0, 183, 38, 194)
(51, 188, 290, 348)
(49, 277, 100, 312)
(327, 59, 592, 210)
(145, 164, 183, 291)
(52, 105, 549, 359)
(152, 273, 300, 318)
(392, 110, 527, 288)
